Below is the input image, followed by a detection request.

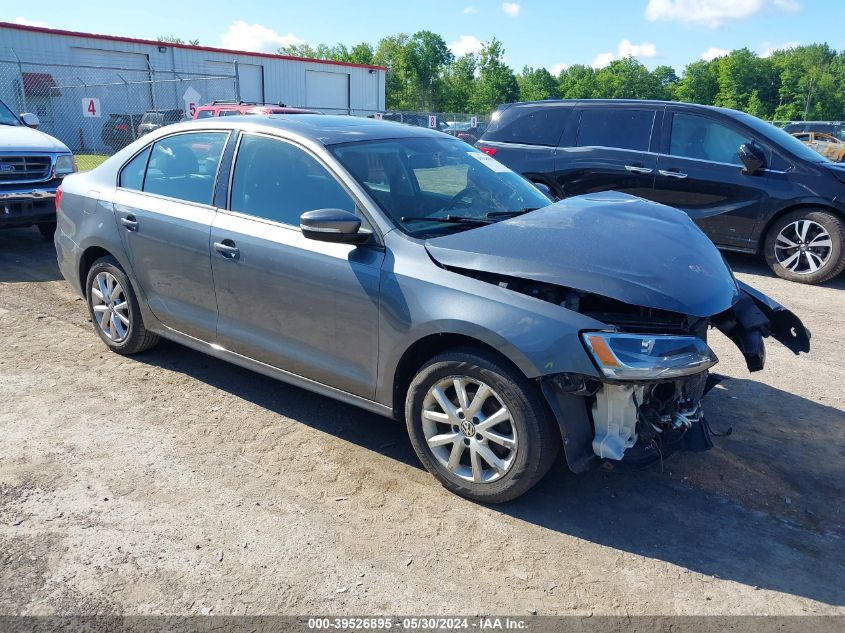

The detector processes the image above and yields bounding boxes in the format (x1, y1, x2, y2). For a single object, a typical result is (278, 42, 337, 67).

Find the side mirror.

(20, 112, 40, 128)
(738, 143, 764, 175)
(300, 208, 371, 245)
(532, 181, 553, 199)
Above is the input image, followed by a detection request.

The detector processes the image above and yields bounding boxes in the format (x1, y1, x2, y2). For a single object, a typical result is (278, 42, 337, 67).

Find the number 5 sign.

(82, 98, 101, 118)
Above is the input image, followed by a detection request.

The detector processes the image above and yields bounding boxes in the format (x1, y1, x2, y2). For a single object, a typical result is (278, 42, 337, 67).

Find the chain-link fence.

(0, 53, 489, 164)
(0, 56, 239, 156)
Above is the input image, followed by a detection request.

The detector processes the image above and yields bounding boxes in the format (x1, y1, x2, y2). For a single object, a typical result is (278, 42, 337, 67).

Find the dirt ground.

(1, 225, 843, 616)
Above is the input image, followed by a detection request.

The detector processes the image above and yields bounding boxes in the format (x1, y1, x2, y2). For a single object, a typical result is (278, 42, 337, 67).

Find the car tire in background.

(764, 209, 845, 284)
(405, 348, 559, 503)
(85, 256, 159, 355)
(37, 221, 56, 241)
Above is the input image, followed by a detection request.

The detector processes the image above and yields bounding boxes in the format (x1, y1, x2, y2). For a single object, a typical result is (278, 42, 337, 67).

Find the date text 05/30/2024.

(307, 617, 528, 630)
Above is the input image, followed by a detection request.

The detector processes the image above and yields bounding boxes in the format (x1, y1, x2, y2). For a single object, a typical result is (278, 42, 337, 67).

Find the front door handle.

(658, 169, 688, 179)
(213, 239, 240, 259)
(120, 215, 138, 231)
(624, 164, 653, 174)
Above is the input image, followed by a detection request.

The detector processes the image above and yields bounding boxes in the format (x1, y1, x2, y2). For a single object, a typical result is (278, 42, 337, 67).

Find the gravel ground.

(0, 226, 843, 616)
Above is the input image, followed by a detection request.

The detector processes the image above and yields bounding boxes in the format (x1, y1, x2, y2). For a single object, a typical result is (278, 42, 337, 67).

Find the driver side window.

(229, 134, 357, 226)
(669, 113, 752, 166)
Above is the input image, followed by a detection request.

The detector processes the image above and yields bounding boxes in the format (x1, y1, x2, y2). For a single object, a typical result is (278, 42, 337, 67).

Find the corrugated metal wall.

(0, 24, 385, 150)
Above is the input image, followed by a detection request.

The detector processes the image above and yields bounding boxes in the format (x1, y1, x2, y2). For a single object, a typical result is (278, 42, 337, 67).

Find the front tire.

(405, 349, 559, 503)
(85, 256, 159, 355)
(764, 210, 845, 284)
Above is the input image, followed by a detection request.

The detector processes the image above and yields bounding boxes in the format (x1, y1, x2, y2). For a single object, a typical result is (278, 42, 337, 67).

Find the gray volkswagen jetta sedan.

(55, 115, 810, 502)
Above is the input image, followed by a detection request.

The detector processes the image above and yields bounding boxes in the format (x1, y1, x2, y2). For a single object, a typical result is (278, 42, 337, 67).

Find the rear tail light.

(479, 146, 497, 156)
(116, 124, 129, 132)
(55, 186, 62, 213)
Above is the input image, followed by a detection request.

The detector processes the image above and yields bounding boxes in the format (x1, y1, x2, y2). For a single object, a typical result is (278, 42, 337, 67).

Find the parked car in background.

(445, 121, 488, 145)
(791, 131, 845, 162)
(193, 101, 320, 119)
(136, 109, 185, 137)
(782, 121, 845, 141)
(0, 96, 76, 239)
(477, 99, 845, 285)
(55, 115, 809, 502)
(101, 113, 144, 153)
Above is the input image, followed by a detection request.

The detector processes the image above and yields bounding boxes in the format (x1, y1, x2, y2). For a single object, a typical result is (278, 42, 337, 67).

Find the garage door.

(206, 61, 264, 103)
(306, 70, 349, 113)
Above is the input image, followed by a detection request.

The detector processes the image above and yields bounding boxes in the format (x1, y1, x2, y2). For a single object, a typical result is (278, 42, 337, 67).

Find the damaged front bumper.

(542, 282, 811, 473)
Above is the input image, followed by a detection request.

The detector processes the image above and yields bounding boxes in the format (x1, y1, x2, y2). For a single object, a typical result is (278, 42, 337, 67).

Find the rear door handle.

(624, 165, 653, 174)
(213, 239, 240, 259)
(120, 215, 138, 231)
(658, 169, 688, 179)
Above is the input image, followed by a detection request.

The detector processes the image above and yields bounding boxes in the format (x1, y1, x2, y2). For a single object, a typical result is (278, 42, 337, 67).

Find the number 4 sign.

(82, 98, 101, 118)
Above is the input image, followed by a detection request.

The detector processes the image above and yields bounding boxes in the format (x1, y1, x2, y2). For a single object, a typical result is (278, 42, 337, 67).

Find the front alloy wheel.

(764, 210, 845, 284)
(406, 349, 559, 503)
(422, 377, 518, 484)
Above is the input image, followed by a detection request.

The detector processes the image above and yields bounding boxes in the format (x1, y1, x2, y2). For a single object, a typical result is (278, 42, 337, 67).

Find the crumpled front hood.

(0, 124, 69, 153)
(425, 192, 741, 317)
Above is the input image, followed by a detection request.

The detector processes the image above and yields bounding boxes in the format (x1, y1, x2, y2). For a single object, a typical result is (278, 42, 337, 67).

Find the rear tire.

(764, 210, 845, 284)
(405, 348, 559, 503)
(85, 256, 159, 355)
(37, 222, 56, 241)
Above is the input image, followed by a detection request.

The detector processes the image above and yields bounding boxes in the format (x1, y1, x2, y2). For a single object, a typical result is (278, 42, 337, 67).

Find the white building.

(0, 21, 386, 151)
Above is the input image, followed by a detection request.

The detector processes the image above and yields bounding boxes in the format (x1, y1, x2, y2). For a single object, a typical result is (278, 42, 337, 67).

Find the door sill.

(151, 325, 394, 419)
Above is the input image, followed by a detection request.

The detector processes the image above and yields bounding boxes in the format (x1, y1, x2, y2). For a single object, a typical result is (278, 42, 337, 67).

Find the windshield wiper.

(484, 207, 540, 219)
(400, 215, 492, 226)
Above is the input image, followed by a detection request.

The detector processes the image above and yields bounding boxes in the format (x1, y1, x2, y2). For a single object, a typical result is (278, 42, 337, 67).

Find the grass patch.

(74, 154, 109, 172)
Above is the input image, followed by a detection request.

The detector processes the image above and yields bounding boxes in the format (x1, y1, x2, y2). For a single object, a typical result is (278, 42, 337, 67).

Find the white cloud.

(449, 35, 483, 56)
(592, 52, 617, 68)
(220, 21, 305, 53)
(701, 47, 729, 60)
(645, 0, 800, 27)
(549, 63, 569, 76)
(13, 16, 50, 28)
(592, 39, 657, 68)
(759, 40, 799, 57)
(462, 6, 478, 14)
(502, 2, 521, 17)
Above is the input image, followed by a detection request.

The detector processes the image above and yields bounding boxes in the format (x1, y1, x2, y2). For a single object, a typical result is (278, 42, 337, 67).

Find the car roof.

(167, 114, 448, 145)
(502, 98, 749, 118)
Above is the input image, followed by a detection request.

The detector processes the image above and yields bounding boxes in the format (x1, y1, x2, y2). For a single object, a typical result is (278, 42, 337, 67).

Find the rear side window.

(229, 134, 356, 226)
(195, 110, 215, 119)
(143, 132, 228, 204)
(577, 109, 656, 151)
(483, 106, 569, 146)
(119, 146, 151, 190)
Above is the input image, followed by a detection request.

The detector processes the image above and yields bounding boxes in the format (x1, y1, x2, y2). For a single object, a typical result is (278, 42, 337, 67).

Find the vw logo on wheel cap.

(460, 419, 476, 438)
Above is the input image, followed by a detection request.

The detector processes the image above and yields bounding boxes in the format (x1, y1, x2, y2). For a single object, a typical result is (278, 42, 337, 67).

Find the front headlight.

(55, 154, 77, 176)
(582, 332, 718, 380)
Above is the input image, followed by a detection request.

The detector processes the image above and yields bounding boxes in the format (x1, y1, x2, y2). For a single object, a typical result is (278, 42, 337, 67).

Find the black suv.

(136, 109, 185, 137)
(478, 100, 845, 284)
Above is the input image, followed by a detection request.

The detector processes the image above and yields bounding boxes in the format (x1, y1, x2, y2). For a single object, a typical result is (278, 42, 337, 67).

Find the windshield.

(0, 99, 20, 126)
(738, 113, 831, 163)
(330, 136, 551, 237)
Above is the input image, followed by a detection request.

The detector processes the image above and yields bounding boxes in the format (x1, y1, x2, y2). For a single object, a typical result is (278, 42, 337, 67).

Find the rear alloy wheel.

(405, 349, 559, 503)
(764, 210, 845, 284)
(85, 256, 159, 355)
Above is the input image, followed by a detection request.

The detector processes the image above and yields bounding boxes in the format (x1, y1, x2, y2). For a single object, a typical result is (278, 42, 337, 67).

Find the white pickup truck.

(0, 97, 77, 239)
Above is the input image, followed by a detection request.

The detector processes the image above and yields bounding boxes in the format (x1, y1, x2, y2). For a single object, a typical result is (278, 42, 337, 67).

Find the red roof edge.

(0, 22, 387, 71)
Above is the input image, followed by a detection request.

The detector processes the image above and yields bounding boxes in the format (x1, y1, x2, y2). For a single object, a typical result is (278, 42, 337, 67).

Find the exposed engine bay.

(452, 266, 810, 470)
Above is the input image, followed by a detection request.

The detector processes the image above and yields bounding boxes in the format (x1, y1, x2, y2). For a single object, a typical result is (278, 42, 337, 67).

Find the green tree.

(158, 35, 200, 46)
(592, 57, 664, 99)
(406, 31, 454, 110)
(517, 66, 559, 101)
(469, 39, 519, 112)
(651, 65, 679, 99)
(674, 59, 719, 104)
(373, 34, 414, 109)
(558, 64, 596, 98)
(441, 54, 477, 112)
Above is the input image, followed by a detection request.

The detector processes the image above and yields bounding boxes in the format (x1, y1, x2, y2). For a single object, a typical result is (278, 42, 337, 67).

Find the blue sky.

(4, 0, 844, 73)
